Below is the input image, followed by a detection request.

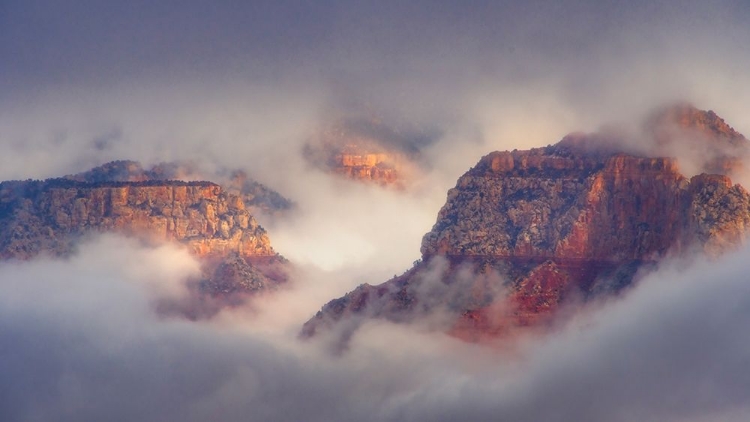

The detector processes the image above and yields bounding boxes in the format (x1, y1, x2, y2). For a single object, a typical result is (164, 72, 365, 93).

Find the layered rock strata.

(67, 160, 293, 217)
(303, 104, 750, 341)
(0, 178, 286, 297)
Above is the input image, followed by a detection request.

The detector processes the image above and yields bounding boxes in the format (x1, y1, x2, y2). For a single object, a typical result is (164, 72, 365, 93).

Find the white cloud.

(2, 234, 750, 421)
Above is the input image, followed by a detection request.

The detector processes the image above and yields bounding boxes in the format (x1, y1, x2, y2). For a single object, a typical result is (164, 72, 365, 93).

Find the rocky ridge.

(68, 160, 293, 217)
(303, 104, 750, 341)
(0, 169, 288, 300)
(647, 102, 748, 177)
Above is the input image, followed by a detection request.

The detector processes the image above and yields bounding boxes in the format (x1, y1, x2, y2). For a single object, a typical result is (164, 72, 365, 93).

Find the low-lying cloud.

(3, 234, 750, 421)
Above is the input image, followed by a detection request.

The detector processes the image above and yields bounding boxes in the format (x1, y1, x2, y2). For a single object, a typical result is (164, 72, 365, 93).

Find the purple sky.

(3, 1, 749, 106)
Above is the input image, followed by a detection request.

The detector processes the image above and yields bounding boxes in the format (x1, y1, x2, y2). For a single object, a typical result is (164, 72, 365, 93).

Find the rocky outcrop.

(648, 102, 746, 148)
(303, 116, 429, 187)
(419, 147, 746, 260)
(303, 104, 750, 342)
(646, 102, 748, 177)
(330, 148, 401, 185)
(222, 169, 294, 218)
(0, 177, 287, 298)
(68, 160, 293, 217)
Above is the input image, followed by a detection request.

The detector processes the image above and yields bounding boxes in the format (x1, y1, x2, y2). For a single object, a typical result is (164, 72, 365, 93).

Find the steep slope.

(303, 104, 750, 341)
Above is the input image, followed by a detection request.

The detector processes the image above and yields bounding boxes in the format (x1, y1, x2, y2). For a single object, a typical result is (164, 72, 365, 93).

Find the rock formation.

(303, 116, 430, 187)
(646, 102, 748, 177)
(303, 104, 750, 342)
(0, 175, 288, 302)
(67, 160, 293, 217)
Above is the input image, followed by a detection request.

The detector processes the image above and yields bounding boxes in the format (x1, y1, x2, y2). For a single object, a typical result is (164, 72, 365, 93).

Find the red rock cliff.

(67, 160, 293, 217)
(303, 104, 750, 342)
(0, 178, 286, 297)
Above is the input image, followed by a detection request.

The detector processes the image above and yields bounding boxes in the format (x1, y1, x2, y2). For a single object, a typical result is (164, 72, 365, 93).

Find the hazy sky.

(4, 1, 750, 117)
(3, 0, 750, 180)
(3, 1, 750, 421)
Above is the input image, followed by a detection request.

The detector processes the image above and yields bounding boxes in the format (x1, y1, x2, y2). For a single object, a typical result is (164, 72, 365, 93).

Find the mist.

(3, 233, 750, 421)
(2, 1, 750, 421)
